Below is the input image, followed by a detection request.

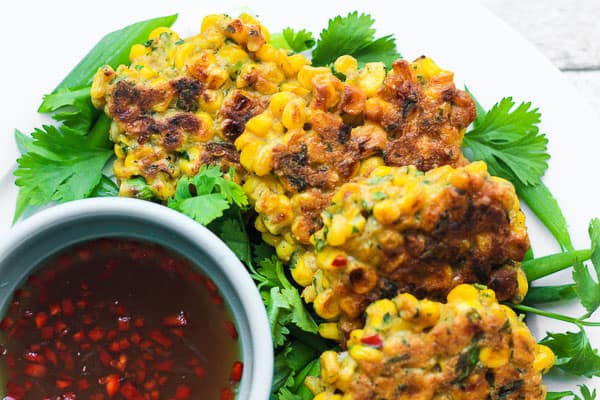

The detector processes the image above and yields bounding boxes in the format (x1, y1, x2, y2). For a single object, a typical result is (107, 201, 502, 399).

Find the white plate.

(1, 0, 599, 393)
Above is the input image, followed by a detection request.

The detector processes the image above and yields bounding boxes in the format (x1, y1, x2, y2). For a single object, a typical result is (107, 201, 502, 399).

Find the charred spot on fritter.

(271, 112, 361, 193)
(384, 134, 464, 171)
(200, 142, 241, 167)
(110, 81, 169, 124)
(171, 77, 203, 112)
(221, 90, 268, 141)
(160, 113, 201, 150)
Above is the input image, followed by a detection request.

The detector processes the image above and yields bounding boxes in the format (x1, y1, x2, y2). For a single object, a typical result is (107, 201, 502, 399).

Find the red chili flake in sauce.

(0, 239, 241, 399)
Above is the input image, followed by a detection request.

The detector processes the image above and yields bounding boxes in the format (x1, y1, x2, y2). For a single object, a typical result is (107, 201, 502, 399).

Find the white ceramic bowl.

(0, 197, 273, 399)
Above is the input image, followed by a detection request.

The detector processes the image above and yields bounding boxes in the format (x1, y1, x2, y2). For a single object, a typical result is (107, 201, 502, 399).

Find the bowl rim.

(0, 197, 273, 400)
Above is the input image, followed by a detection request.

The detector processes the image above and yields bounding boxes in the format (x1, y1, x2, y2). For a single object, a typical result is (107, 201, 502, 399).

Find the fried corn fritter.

(306, 284, 554, 400)
(91, 14, 309, 199)
(293, 162, 529, 336)
(240, 55, 477, 260)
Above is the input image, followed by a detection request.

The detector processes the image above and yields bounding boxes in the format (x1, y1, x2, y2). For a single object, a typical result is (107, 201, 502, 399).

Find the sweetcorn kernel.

(479, 346, 510, 368)
(175, 42, 194, 69)
(129, 44, 148, 61)
(320, 351, 340, 384)
(334, 55, 358, 77)
(533, 344, 555, 373)
(327, 214, 352, 246)
(319, 323, 341, 341)
(149, 27, 180, 41)
(269, 92, 294, 117)
(314, 289, 341, 320)
(358, 62, 386, 97)
(292, 253, 317, 287)
(447, 284, 480, 306)
(282, 99, 307, 130)
(254, 144, 274, 176)
(365, 299, 397, 328)
(411, 56, 443, 81)
(245, 113, 273, 136)
(200, 14, 222, 33)
(298, 66, 331, 89)
(349, 345, 383, 363)
(373, 199, 402, 225)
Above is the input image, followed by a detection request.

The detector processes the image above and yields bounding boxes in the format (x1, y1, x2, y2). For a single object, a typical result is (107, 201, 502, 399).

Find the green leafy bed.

(11, 12, 600, 400)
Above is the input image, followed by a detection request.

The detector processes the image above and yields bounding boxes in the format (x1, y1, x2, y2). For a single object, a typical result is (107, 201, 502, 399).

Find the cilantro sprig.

(271, 28, 315, 53)
(541, 329, 600, 378)
(167, 166, 247, 225)
(272, 11, 401, 68)
(462, 97, 549, 186)
(463, 90, 574, 251)
(13, 126, 113, 222)
(549, 385, 598, 400)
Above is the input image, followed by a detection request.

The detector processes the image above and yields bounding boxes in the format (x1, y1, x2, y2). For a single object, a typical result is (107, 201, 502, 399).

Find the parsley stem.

(524, 248, 592, 281)
(511, 304, 600, 327)
(516, 181, 575, 252)
(88, 114, 112, 149)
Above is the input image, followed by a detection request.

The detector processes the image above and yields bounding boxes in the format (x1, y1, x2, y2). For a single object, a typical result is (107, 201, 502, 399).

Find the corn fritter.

(306, 284, 553, 400)
(293, 161, 529, 338)
(91, 14, 309, 199)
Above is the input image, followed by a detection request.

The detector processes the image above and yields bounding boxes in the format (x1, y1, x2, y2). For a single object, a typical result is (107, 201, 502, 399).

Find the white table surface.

(482, 0, 600, 121)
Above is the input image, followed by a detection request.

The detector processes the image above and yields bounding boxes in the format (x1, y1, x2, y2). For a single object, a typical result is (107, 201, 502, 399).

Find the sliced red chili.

(230, 361, 243, 382)
(360, 334, 383, 348)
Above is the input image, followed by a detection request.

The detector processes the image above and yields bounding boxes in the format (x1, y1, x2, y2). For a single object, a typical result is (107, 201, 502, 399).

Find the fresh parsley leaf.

(167, 165, 248, 225)
(269, 287, 293, 347)
(463, 92, 573, 251)
(14, 125, 113, 220)
(172, 193, 229, 225)
(462, 97, 549, 186)
(576, 385, 598, 400)
(90, 175, 119, 197)
(548, 385, 598, 400)
(350, 34, 401, 68)
(38, 86, 98, 135)
(14, 129, 55, 157)
(573, 218, 600, 317)
(524, 284, 577, 304)
(540, 328, 600, 378)
(311, 11, 400, 68)
(273, 340, 322, 400)
(271, 28, 315, 53)
(281, 287, 319, 334)
(214, 217, 252, 267)
(252, 256, 318, 347)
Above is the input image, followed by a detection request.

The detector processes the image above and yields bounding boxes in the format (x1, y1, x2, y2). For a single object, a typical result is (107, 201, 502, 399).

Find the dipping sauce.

(0, 238, 242, 399)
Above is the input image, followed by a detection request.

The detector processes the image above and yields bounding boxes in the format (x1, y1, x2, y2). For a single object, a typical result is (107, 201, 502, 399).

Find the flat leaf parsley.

(167, 165, 248, 225)
(462, 97, 549, 187)
(14, 126, 113, 219)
